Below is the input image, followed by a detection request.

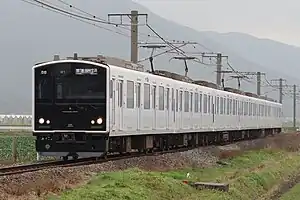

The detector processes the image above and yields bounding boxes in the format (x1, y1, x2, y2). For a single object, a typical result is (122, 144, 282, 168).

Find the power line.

(21, 0, 132, 38)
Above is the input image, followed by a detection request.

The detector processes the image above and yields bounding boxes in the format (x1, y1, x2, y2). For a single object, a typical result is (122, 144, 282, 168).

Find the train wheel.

(72, 155, 79, 160)
(62, 156, 68, 161)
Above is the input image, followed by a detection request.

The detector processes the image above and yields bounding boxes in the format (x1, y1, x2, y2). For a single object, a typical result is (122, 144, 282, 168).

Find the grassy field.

(0, 132, 36, 163)
(47, 149, 300, 200)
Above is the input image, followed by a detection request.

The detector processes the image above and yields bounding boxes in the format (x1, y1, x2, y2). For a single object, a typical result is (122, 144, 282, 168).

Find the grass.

(279, 184, 300, 200)
(48, 149, 300, 200)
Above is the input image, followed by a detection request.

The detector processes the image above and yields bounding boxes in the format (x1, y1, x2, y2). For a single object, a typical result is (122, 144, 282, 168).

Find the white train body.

(108, 63, 282, 137)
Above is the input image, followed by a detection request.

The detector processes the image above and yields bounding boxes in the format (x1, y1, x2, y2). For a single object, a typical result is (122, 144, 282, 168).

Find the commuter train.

(32, 54, 283, 160)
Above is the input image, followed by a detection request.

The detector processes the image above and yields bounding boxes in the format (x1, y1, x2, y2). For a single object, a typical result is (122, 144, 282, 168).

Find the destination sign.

(75, 68, 98, 75)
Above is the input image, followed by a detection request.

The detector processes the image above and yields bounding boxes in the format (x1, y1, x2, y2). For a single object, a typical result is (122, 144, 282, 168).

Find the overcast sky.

(135, 0, 300, 46)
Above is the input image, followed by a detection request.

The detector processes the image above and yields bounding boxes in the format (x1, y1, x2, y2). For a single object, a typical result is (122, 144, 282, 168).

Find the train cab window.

(144, 83, 150, 109)
(159, 86, 164, 110)
(127, 81, 134, 109)
(190, 92, 193, 112)
(199, 93, 203, 113)
(203, 94, 207, 113)
(195, 93, 199, 112)
(184, 91, 189, 112)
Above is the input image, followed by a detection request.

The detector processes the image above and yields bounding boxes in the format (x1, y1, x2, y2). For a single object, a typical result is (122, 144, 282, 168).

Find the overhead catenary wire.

(21, 0, 132, 38)
(22, 0, 278, 92)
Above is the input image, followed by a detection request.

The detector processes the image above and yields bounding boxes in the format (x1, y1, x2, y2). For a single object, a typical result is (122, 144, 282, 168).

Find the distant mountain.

(0, 0, 298, 116)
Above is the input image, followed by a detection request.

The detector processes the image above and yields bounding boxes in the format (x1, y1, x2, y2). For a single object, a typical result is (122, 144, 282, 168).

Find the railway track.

(0, 147, 195, 177)
(0, 133, 280, 177)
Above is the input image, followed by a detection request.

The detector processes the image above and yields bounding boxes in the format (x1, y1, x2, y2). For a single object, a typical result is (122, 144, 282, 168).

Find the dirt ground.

(0, 132, 300, 200)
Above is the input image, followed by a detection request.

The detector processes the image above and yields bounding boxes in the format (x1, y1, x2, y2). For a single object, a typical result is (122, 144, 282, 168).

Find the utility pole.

(201, 53, 228, 87)
(279, 78, 283, 104)
(216, 53, 222, 87)
(257, 72, 261, 96)
(293, 84, 296, 128)
(131, 10, 138, 63)
(108, 11, 148, 64)
(270, 78, 286, 103)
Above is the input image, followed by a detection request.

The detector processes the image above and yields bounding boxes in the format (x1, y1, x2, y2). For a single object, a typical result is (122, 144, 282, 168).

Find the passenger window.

(204, 94, 207, 113)
(216, 97, 219, 114)
(220, 97, 223, 114)
(166, 88, 170, 110)
(226, 98, 229, 115)
(190, 92, 193, 112)
(208, 95, 211, 114)
(176, 89, 178, 112)
(179, 91, 183, 111)
(144, 83, 150, 109)
(126, 80, 134, 109)
(171, 88, 174, 111)
(152, 85, 156, 109)
(184, 91, 189, 112)
(195, 93, 199, 113)
(110, 80, 113, 98)
(199, 93, 202, 113)
(159, 86, 164, 110)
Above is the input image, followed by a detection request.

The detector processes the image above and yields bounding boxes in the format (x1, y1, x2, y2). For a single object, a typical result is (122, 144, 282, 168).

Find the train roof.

(35, 54, 280, 104)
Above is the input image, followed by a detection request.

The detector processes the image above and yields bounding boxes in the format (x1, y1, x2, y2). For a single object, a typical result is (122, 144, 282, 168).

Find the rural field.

(0, 132, 36, 164)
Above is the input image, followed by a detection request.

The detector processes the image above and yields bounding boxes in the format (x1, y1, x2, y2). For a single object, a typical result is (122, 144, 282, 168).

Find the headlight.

(97, 117, 103, 124)
(91, 120, 95, 124)
(39, 118, 45, 124)
(46, 120, 50, 124)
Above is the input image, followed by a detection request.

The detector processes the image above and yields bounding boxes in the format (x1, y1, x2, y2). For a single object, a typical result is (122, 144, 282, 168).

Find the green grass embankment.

(48, 149, 300, 200)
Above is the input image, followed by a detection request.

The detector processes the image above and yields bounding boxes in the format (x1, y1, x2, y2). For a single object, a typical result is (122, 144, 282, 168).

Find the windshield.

(55, 75, 105, 100)
(35, 62, 107, 103)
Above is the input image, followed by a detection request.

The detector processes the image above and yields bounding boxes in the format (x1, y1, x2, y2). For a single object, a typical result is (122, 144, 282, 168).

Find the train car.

(32, 54, 283, 160)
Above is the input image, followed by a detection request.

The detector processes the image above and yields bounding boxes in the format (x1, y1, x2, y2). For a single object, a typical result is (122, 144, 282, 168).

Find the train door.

(152, 85, 157, 130)
(136, 82, 141, 130)
(117, 80, 124, 130)
(166, 88, 170, 129)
